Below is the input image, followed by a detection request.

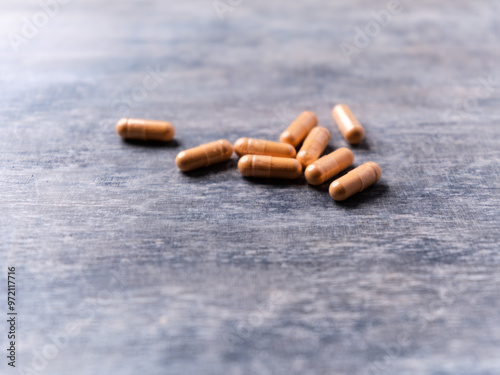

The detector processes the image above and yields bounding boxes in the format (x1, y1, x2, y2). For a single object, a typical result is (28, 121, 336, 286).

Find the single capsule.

(329, 162, 381, 201)
(238, 155, 302, 179)
(280, 111, 318, 147)
(305, 147, 354, 185)
(296, 126, 331, 168)
(332, 104, 365, 144)
(176, 139, 233, 172)
(234, 138, 296, 158)
(116, 118, 175, 142)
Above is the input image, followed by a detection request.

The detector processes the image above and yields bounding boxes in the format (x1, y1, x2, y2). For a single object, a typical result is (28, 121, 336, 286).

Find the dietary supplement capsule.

(329, 162, 381, 201)
(238, 155, 302, 179)
(296, 126, 331, 168)
(305, 147, 354, 185)
(280, 111, 318, 147)
(234, 138, 296, 158)
(332, 104, 365, 144)
(176, 139, 233, 172)
(116, 118, 175, 142)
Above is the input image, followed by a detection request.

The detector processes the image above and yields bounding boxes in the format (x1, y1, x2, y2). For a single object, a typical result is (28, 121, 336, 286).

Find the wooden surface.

(1, 0, 500, 374)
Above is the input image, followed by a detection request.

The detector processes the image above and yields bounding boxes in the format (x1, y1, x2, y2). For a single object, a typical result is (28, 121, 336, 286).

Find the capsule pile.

(116, 104, 382, 201)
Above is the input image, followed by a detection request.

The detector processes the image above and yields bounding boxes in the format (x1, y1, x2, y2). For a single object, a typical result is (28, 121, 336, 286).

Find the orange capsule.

(116, 118, 175, 142)
(176, 140, 233, 172)
(296, 126, 331, 168)
(238, 155, 302, 179)
(332, 104, 365, 144)
(305, 147, 354, 185)
(329, 162, 381, 201)
(280, 111, 318, 147)
(234, 138, 296, 158)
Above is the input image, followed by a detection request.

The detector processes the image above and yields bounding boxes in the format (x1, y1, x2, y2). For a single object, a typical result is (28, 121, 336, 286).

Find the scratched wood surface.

(1, 0, 500, 374)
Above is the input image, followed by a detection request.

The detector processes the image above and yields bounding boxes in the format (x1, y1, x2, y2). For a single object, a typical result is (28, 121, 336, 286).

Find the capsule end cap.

(345, 127, 365, 144)
(219, 139, 234, 158)
(302, 110, 318, 124)
(284, 144, 297, 158)
(175, 151, 190, 171)
(296, 150, 310, 168)
(305, 164, 323, 185)
(332, 104, 346, 114)
(161, 123, 175, 142)
(234, 138, 247, 157)
(292, 159, 303, 179)
(238, 155, 251, 176)
(279, 131, 296, 146)
(116, 118, 128, 138)
(329, 180, 348, 201)
(366, 161, 382, 181)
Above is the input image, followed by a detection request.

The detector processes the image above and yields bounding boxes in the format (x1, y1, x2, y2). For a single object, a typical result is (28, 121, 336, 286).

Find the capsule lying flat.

(296, 126, 331, 168)
(332, 104, 365, 144)
(176, 139, 233, 172)
(234, 138, 296, 158)
(305, 147, 354, 185)
(116, 118, 175, 142)
(329, 162, 381, 201)
(280, 111, 318, 147)
(238, 155, 302, 179)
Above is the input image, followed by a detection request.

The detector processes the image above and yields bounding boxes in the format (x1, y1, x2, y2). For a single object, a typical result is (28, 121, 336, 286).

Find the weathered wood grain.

(1, 0, 499, 374)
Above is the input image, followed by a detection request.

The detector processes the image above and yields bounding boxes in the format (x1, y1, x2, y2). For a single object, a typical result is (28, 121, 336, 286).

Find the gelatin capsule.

(305, 147, 354, 185)
(329, 162, 381, 201)
(238, 155, 302, 179)
(234, 138, 296, 158)
(176, 139, 233, 172)
(332, 104, 365, 144)
(296, 126, 331, 168)
(280, 111, 318, 147)
(116, 118, 175, 142)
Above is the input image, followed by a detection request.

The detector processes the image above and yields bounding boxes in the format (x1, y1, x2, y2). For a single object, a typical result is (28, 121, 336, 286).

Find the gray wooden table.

(1, 0, 499, 374)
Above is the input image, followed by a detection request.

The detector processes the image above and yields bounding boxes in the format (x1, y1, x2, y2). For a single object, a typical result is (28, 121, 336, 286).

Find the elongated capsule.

(296, 126, 331, 168)
(305, 147, 354, 185)
(234, 138, 296, 158)
(280, 111, 318, 147)
(238, 155, 302, 179)
(332, 104, 365, 144)
(116, 118, 175, 142)
(329, 162, 381, 201)
(176, 140, 233, 172)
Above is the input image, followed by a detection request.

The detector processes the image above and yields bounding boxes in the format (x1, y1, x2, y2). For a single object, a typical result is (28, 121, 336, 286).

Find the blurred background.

(1, 0, 499, 374)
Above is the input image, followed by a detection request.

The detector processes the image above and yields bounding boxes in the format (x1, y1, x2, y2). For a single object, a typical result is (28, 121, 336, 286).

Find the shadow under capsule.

(181, 158, 237, 178)
(309, 181, 330, 193)
(123, 139, 181, 148)
(241, 174, 308, 187)
(333, 182, 390, 208)
(322, 143, 340, 155)
(349, 138, 370, 150)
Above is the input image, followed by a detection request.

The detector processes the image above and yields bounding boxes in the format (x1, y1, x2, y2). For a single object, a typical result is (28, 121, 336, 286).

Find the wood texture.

(1, 0, 499, 374)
